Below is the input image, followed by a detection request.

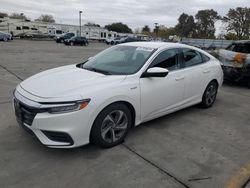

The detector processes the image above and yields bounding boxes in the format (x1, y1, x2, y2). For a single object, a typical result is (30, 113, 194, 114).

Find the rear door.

(180, 48, 212, 103)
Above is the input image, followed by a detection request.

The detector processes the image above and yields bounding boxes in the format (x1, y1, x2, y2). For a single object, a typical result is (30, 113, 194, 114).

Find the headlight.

(45, 99, 90, 114)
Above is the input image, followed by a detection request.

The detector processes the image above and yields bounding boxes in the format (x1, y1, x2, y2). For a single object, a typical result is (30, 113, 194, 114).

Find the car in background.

(13, 42, 223, 148)
(0, 31, 12, 41)
(216, 40, 250, 88)
(56, 33, 75, 43)
(106, 37, 126, 45)
(105, 37, 114, 45)
(119, 36, 141, 44)
(16, 31, 49, 39)
(64, 36, 89, 46)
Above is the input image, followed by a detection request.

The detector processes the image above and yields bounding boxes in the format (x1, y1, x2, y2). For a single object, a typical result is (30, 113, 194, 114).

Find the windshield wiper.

(83, 67, 112, 75)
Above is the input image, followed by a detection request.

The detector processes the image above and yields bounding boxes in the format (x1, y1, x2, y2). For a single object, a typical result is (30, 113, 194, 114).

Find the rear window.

(182, 49, 203, 67)
(201, 53, 210, 62)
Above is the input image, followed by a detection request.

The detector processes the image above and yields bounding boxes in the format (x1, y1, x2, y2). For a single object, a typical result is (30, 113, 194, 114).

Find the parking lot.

(0, 40, 250, 188)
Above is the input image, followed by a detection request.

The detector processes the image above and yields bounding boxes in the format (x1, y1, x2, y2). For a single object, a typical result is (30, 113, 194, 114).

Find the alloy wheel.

(205, 83, 217, 106)
(101, 110, 128, 143)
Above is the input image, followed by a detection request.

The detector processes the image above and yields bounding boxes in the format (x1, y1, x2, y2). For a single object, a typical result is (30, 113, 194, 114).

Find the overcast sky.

(1, 0, 249, 31)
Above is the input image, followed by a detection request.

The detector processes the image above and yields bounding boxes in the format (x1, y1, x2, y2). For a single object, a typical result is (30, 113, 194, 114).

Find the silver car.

(0, 31, 12, 41)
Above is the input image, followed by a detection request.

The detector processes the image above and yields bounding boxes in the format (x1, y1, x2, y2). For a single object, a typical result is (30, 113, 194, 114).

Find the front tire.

(90, 103, 132, 148)
(200, 81, 218, 108)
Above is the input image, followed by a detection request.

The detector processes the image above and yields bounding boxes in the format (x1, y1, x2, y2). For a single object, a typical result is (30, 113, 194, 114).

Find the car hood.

(20, 65, 126, 99)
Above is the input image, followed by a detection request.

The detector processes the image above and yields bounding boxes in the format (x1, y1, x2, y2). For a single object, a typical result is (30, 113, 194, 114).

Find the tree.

(175, 13, 196, 38)
(142, 25, 150, 33)
(0, 12, 8, 18)
(84, 22, 100, 27)
(224, 32, 239, 40)
(195, 9, 220, 38)
(9, 13, 27, 20)
(157, 27, 176, 39)
(223, 7, 250, 39)
(35, 14, 55, 23)
(105, 22, 132, 33)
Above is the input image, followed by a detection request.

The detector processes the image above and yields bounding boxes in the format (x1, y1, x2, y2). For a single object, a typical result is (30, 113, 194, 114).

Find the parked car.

(119, 36, 141, 44)
(105, 37, 114, 44)
(55, 33, 75, 43)
(64, 36, 88, 46)
(215, 40, 250, 88)
(13, 42, 223, 148)
(0, 31, 12, 41)
(16, 31, 49, 39)
(106, 37, 126, 45)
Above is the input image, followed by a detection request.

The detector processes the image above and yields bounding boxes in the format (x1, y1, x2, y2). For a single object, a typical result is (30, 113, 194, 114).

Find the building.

(0, 17, 118, 40)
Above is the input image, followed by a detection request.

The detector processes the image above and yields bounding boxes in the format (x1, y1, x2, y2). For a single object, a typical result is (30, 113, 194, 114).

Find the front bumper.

(13, 90, 95, 148)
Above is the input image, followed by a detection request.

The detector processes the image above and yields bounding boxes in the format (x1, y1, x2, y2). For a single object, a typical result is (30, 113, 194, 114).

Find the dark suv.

(64, 36, 89, 46)
(56, 33, 75, 43)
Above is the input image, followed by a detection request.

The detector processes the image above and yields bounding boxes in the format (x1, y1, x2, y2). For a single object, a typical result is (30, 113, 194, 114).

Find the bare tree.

(35, 14, 55, 23)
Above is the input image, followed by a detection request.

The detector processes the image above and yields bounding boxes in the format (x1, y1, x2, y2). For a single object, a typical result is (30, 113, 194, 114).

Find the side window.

(151, 49, 179, 71)
(201, 53, 210, 62)
(182, 49, 203, 67)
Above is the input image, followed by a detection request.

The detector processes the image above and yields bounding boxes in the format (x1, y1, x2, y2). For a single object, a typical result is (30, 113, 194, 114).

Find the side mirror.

(141, 67, 169, 78)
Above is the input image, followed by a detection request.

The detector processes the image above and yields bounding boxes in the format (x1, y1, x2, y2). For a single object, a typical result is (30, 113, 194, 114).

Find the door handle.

(175, 76, 185, 81)
(203, 69, 210, 73)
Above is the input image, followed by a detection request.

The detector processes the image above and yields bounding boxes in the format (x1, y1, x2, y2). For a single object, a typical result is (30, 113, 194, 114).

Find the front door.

(140, 49, 185, 121)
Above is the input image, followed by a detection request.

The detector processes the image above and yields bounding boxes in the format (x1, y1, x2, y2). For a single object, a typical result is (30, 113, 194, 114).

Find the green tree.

(175, 13, 196, 38)
(105, 22, 132, 33)
(0, 12, 8, 18)
(195, 9, 220, 38)
(223, 7, 250, 39)
(142, 25, 150, 33)
(35, 14, 55, 23)
(158, 27, 176, 39)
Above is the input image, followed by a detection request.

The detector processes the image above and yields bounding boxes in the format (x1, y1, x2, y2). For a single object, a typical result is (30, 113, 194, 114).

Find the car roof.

(118, 42, 191, 49)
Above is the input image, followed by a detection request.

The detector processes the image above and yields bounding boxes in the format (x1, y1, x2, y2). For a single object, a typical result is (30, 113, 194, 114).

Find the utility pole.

(79, 11, 82, 36)
(154, 22, 158, 38)
(21, 13, 24, 34)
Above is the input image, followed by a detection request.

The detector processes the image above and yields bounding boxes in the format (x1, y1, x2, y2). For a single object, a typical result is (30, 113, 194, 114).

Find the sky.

(0, 0, 249, 32)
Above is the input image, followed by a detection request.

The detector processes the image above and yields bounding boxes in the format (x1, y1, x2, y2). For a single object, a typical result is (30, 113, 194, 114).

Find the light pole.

(20, 13, 24, 34)
(154, 22, 158, 38)
(79, 11, 82, 36)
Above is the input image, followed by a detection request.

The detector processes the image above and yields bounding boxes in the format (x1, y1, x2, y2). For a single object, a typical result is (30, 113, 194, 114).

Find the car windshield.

(81, 45, 156, 75)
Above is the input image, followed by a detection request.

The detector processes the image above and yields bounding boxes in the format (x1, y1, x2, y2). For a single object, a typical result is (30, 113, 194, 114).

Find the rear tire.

(70, 42, 74, 46)
(90, 103, 132, 148)
(200, 81, 218, 108)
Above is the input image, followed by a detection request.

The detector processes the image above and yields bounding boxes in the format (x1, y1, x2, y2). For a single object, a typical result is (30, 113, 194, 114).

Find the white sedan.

(13, 42, 223, 148)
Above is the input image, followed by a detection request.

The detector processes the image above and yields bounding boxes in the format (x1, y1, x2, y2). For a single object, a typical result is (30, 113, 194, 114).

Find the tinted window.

(22, 26, 29, 30)
(201, 53, 210, 62)
(182, 49, 203, 67)
(151, 49, 179, 71)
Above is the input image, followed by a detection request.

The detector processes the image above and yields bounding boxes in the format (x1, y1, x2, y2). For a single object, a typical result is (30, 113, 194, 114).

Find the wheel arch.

(88, 99, 137, 142)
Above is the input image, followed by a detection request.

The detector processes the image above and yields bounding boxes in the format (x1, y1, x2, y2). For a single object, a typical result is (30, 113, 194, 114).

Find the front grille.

(14, 98, 38, 126)
(42, 131, 74, 145)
